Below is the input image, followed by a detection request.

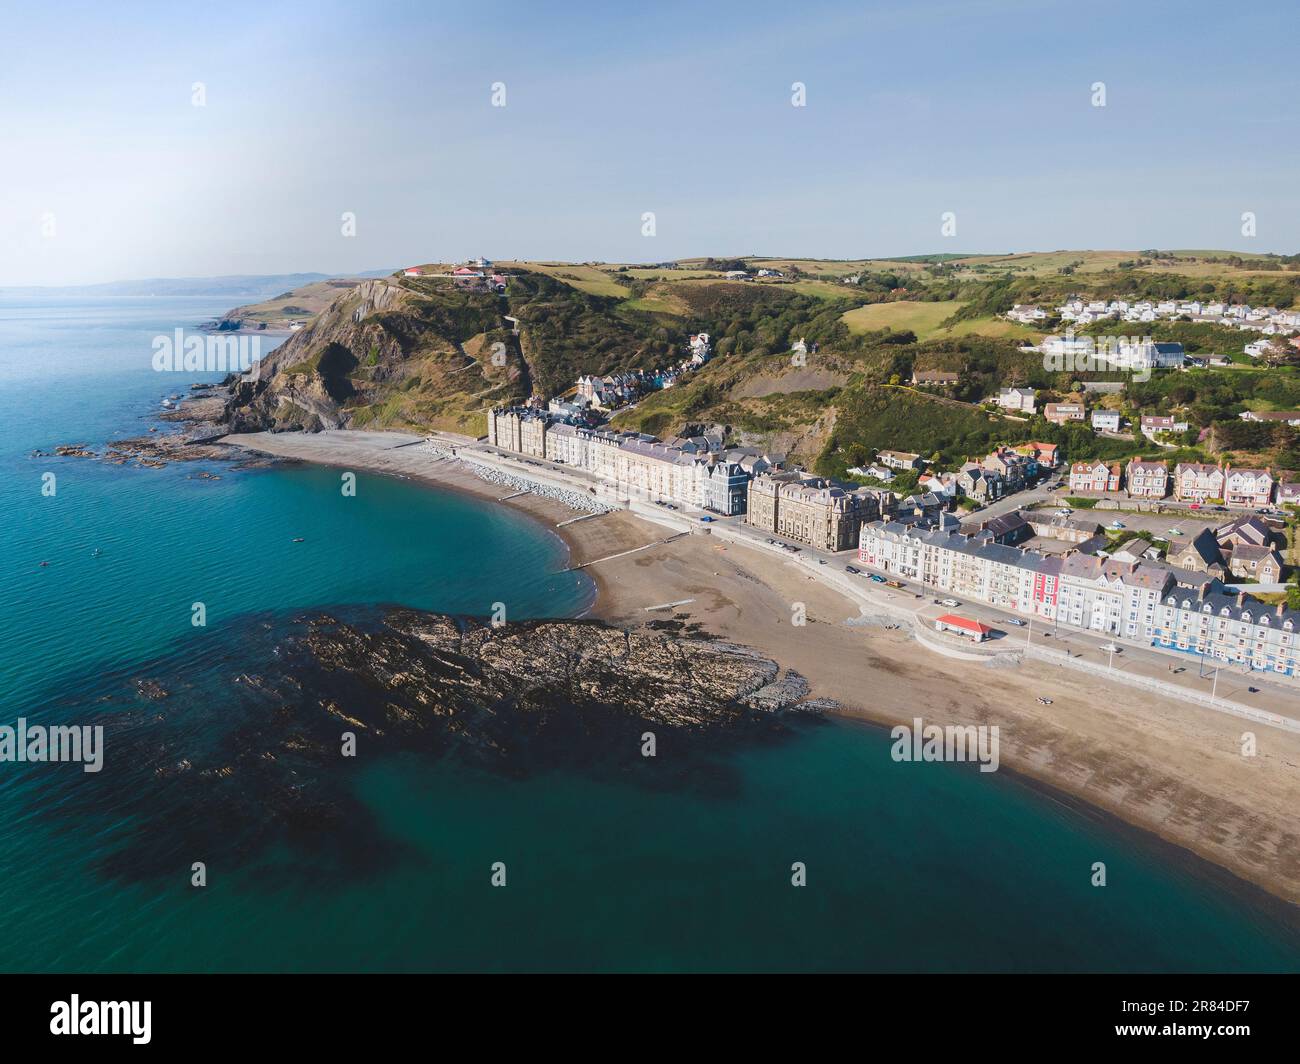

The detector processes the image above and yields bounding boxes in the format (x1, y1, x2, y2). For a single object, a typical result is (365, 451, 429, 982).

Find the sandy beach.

(221, 429, 1300, 910)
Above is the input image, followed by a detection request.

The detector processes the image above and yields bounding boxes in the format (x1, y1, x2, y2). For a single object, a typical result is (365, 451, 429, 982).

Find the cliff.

(219, 270, 688, 436)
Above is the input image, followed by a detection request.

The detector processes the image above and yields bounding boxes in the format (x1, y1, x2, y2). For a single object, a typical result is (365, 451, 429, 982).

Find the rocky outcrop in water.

(35, 609, 822, 884)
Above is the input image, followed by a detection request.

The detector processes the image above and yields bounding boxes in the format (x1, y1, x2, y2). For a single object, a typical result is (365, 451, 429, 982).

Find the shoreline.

(218, 428, 1300, 912)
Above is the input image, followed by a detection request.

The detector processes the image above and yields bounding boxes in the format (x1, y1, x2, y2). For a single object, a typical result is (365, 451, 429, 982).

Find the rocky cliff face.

(214, 269, 692, 437)
(34, 609, 823, 883)
(221, 277, 526, 434)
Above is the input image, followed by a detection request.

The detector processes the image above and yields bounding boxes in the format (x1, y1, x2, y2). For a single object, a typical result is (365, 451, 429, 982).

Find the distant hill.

(0, 270, 394, 299)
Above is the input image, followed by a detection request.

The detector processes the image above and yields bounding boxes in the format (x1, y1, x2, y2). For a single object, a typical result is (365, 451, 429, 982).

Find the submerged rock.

(32, 609, 823, 885)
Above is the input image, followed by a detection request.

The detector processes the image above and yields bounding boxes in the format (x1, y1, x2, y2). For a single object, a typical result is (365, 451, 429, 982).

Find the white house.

(1223, 468, 1275, 508)
(1007, 304, 1048, 324)
(1090, 409, 1122, 432)
(995, 387, 1037, 413)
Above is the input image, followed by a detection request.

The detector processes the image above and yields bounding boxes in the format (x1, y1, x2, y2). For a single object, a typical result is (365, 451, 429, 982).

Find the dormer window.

(1242, 612, 1252, 623)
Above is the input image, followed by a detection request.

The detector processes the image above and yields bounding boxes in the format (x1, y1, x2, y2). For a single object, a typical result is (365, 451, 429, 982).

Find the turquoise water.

(1, 297, 1298, 972)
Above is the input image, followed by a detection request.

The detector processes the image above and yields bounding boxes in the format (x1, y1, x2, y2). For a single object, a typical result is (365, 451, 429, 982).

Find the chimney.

(1236, 590, 1247, 607)
(1280, 603, 1288, 618)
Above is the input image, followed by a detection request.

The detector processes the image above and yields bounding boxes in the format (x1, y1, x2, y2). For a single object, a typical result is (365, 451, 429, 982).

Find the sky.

(1, 0, 1297, 286)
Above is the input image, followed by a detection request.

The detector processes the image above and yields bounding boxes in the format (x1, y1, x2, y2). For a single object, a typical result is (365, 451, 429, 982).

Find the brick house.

(1227, 545, 1284, 583)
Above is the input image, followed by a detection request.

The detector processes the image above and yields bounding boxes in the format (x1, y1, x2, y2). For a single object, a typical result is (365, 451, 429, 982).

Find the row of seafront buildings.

(859, 518, 1300, 677)
(1067, 458, 1295, 508)
(486, 404, 928, 550)
(487, 406, 761, 514)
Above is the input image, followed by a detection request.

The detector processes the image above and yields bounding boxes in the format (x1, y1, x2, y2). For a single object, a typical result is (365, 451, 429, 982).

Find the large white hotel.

(859, 521, 1299, 677)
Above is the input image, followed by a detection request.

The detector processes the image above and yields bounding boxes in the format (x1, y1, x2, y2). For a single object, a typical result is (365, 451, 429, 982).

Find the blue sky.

(2, 0, 1297, 285)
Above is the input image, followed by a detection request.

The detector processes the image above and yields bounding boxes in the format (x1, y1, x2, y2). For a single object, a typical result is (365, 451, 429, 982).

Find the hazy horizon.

(3, 0, 1297, 287)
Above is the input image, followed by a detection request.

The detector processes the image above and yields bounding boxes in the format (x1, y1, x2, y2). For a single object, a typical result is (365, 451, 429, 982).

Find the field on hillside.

(504, 263, 628, 298)
(841, 300, 963, 337)
(840, 299, 1044, 342)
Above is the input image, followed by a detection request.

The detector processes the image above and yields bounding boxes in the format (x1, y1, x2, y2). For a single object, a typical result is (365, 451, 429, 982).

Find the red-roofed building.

(933, 613, 992, 642)
(1030, 442, 1059, 468)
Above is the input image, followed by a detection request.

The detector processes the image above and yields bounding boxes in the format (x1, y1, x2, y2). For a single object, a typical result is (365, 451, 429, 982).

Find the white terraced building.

(858, 521, 1300, 676)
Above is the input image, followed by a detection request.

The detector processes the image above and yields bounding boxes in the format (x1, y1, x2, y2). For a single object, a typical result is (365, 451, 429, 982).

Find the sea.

(0, 295, 1297, 972)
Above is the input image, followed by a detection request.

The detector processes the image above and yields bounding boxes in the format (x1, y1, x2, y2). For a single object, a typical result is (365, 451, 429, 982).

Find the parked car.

(940, 598, 960, 607)
(1167, 528, 1183, 536)
(699, 515, 713, 522)
(845, 565, 860, 574)
(1109, 520, 1125, 529)
(1037, 696, 1053, 705)
(869, 574, 886, 583)
(1007, 618, 1026, 627)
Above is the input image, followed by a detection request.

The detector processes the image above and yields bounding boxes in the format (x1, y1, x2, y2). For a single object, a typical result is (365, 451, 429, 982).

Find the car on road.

(1099, 643, 1120, 653)
(1109, 520, 1125, 529)
(1167, 527, 1183, 536)
(869, 574, 885, 583)
(1055, 508, 1072, 517)
(1007, 618, 1026, 626)
(1188, 502, 1201, 510)
(1036, 696, 1053, 705)
(699, 515, 713, 522)
(845, 565, 860, 574)
(940, 598, 960, 607)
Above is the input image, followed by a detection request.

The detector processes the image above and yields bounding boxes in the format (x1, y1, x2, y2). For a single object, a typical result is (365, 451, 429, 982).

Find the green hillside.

(214, 252, 1300, 469)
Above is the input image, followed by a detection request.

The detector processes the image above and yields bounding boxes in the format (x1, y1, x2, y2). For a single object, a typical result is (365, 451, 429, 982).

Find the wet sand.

(222, 429, 1300, 908)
